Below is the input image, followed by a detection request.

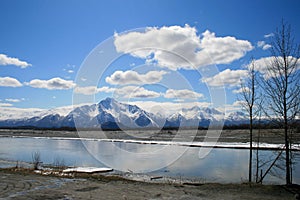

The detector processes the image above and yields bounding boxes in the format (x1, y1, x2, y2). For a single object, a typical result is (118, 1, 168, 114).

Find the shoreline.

(0, 128, 299, 144)
(1, 131, 299, 151)
(0, 167, 299, 200)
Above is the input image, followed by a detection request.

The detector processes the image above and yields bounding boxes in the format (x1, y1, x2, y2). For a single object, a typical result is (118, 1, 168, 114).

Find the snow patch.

(63, 167, 113, 173)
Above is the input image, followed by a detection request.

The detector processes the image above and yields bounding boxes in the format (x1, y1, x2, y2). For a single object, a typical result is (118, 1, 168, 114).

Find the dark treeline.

(0, 120, 299, 131)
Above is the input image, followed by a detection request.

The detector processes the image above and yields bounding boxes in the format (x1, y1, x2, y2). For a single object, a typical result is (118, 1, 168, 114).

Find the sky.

(0, 0, 299, 115)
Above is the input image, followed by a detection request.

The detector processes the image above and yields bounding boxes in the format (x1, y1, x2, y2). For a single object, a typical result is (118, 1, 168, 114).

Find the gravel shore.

(0, 168, 298, 200)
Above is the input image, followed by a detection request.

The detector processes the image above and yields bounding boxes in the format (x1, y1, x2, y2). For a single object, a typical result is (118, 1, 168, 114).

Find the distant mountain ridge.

(0, 97, 249, 129)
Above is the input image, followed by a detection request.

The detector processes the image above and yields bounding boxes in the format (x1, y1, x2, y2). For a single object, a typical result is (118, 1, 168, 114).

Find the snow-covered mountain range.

(0, 97, 248, 129)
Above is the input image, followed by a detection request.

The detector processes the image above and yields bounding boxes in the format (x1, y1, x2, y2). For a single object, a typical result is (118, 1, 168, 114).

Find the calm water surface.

(0, 136, 299, 184)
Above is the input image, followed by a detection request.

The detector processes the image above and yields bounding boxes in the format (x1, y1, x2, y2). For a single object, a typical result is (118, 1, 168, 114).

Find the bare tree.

(32, 151, 41, 170)
(239, 59, 259, 183)
(263, 21, 300, 185)
(255, 98, 264, 183)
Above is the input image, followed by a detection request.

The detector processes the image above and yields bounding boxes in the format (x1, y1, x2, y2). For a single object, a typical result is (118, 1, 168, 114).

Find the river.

(0, 135, 299, 184)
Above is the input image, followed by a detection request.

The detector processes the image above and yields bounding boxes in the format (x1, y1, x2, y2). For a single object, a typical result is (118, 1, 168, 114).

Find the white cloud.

(257, 41, 271, 50)
(264, 33, 274, 38)
(257, 41, 265, 47)
(74, 85, 202, 100)
(5, 98, 22, 103)
(67, 70, 74, 74)
(233, 100, 246, 107)
(0, 77, 23, 87)
(0, 103, 13, 107)
(197, 30, 253, 66)
(250, 57, 273, 77)
(0, 106, 42, 120)
(250, 56, 300, 79)
(26, 77, 76, 90)
(0, 54, 31, 68)
(74, 86, 98, 95)
(130, 100, 212, 116)
(232, 87, 250, 94)
(97, 86, 116, 93)
(106, 70, 167, 85)
(202, 69, 248, 87)
(115, 86, 160, 98)
(114, 25, 253, 70)
(73, 85, 159, 98)
(217, 100, 245, 115)
(164, 89, 203, 99)
(262, 44, 271, 50)
(74, 86, 115, 95)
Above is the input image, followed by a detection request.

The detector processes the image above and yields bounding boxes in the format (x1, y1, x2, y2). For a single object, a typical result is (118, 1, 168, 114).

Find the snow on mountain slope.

(163, 106, 226, 128)
(179, 106, 224, 122)
(0, 97, 249, 129)
(224, 111, 249, 125)
(226, 111, 248, 121)
(97, 98, 159, 128)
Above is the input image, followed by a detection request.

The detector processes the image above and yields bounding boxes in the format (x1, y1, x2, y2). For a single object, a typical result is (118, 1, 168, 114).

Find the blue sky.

(0, 0, 299, 114)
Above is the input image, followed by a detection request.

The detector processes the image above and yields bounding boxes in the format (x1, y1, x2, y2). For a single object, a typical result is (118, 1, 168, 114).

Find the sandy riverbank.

(0, 168, 299, 200)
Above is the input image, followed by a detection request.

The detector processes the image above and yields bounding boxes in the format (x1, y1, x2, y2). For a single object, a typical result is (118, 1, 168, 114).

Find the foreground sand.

(0, 169, 298, 200)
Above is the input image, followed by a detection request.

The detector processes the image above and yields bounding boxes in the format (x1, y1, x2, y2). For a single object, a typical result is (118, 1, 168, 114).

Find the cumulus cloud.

(26, 77, 76, 90)
(106, 70, 167, 85)
(0, 54, 31, 68)
(130, 100, 212, 116)
(202, 69, 248, 87)
(250, 57, 273, 76)
(74, 86, 115, 95)
(97, 86, 116, 93)
(164, 89, 203, 99)
(0, 77, 23, 87)
(257, 41, 271, 50)
(115, 86, 160, 98)
(74, 86, 98, 95)
(250, 56, 300, 79)
(232, 87, 250, 94)
(74, 85, 159, 98)
(216, 100, 246, 114)
(114, 25, 253, 70)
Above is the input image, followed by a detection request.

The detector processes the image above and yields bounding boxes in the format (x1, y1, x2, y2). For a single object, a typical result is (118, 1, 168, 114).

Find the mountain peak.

(0, 97, 250, 129)
(99, 97, 116, 109)
(182, 106, 200, 113)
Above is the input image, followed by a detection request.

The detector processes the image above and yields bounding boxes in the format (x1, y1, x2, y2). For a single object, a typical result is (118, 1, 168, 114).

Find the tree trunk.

(249, 109, 253, 183)
(284, 102, 291, 184)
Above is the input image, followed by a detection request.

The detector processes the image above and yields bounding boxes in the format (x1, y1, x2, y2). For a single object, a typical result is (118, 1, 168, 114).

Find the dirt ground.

(0, 169, 298, 200)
